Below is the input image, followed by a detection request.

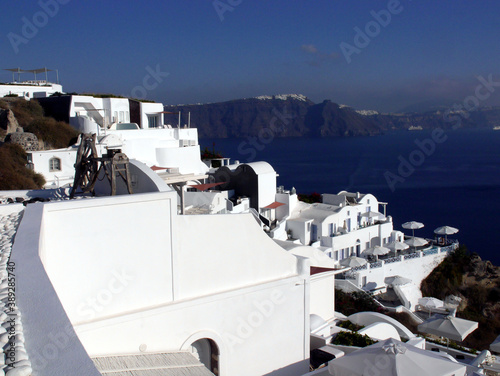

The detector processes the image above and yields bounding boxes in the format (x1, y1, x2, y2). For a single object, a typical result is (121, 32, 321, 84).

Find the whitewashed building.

(285, 192, 400, 258)
(29, 126, 206, 188)
(29, 95, 203, 188)
(7, 157, 339, 376)
(36, 95, 165, 131)
(1, 67, 62, 99)
(0, 82, 63, 99)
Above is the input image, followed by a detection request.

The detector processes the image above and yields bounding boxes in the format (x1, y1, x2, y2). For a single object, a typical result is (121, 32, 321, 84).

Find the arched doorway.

(370, 236, 381, 248)
(189, 338, 219, 375)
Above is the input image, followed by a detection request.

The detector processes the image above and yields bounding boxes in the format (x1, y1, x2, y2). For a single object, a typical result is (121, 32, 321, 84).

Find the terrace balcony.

(346, 240, 458, 274)
(338, 240, 459, 294)
(320, 219, 394, 249)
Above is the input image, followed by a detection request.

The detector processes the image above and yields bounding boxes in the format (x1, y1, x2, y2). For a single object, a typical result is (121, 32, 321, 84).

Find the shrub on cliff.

(1, 98, 44, 128)
(420, 246, 471, 298)
(0, 98, 79, 149)
(24, 117, 78, 149)
(335, 289, 381, 316)
(0, 144, 45, 189)
(332, 331, 376, 347)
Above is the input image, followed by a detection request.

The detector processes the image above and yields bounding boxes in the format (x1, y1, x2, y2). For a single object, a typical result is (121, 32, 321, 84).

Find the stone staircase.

(92, 351, 215, 376)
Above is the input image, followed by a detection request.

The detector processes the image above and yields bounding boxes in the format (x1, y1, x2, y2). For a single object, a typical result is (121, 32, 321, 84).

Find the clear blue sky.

(2, 0, 500, 112)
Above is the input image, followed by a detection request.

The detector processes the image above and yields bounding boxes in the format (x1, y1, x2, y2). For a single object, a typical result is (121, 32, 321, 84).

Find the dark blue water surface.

(201, 128, 500, 264)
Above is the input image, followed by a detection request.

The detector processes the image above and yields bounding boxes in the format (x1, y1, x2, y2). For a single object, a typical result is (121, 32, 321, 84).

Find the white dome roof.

(310, 314, 327, 332)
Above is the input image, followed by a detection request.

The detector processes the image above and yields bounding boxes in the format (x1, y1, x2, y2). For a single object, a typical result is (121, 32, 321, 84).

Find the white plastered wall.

(30, 148, 77, 187)
(35, 192, 311, 376)
(174, 213, 299, 300)
(309, 273, 335, 321)
(258, 172, 277, 209)
(40, 192, 177, 322)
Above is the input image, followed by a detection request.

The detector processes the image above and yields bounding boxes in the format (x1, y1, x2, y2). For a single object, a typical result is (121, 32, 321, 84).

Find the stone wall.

(6, 131, 39, 151)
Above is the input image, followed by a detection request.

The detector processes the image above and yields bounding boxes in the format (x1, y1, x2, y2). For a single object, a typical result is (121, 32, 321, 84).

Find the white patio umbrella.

(386, 241, 409, 254)
(328, 338, 467, 376)
(364, 245, 390, 261)
(402, 221, 424, 238)
(385, 275, 412, 286)
(405, 237, 428, 251)
(418, 297, 444, 317)
(419, 297, 444, 309)
(340, 256, 367, 268)
(418, 315, 478, 344)
(490, 334, 500, 353)
(386, 241, 409, 251)
(434, 226, 459, 243)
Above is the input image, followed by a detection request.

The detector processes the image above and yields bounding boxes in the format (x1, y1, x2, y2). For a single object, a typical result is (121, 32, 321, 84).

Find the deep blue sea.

(201, 128, 500, 265)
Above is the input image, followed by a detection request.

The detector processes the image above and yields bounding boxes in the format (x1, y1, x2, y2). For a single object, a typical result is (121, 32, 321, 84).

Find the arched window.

(189, 338, 219, 375)
(49, 157, 61, 172)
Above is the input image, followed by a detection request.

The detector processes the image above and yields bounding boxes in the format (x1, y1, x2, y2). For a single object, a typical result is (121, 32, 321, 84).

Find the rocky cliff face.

(305, 100, 381, 136)
(166, 95, 500, 138)
(0, 109, 21, 136)
(0, 108, 39, 151)
(421, 248, 500, 349)
(165, 95, 381, 138)
(462, 254, 500, 319)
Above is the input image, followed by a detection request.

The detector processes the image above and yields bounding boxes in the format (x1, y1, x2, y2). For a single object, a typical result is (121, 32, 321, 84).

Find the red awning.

(262, 201, 285, 209)
(188, 182, 225, 191)
(310, 266, 338, 276)
(151, 165, 173, 171)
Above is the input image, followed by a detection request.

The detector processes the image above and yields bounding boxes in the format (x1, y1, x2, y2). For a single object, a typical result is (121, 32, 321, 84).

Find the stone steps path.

(92, 351, 215, 376)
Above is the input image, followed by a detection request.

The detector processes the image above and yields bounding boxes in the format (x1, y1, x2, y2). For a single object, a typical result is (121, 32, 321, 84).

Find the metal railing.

(404, 253, 421, 260)
(351, 264, 368, 272)
(384, 256, 402, 264)
(341, 242, 458, 277)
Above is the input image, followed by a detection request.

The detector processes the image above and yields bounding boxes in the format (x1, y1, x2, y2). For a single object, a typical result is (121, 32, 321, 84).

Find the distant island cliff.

(165, 94, 500, 138)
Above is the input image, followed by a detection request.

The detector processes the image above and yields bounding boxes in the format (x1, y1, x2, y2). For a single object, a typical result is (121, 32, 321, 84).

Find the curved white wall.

(358, 322, 401, 341)
(11, 204, 102, 376)
(348, 312, 415, 340)
(156, 145, 207, 174)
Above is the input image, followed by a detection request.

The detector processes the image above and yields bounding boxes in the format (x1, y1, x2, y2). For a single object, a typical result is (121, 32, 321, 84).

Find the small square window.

(49, 157, 61, 172)
(148, 115, 159, 128)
